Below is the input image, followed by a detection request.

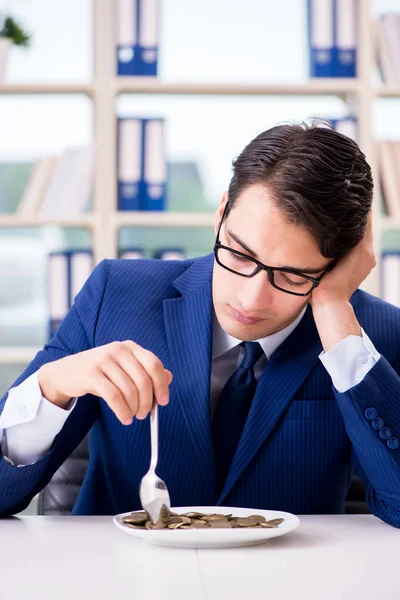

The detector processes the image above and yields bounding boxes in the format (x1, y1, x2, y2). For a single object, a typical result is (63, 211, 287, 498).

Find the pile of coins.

(122, 507, 285, 530)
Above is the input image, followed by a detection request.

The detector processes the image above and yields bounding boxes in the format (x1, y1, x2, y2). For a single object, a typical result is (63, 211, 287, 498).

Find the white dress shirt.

(0, 306, 380, 467)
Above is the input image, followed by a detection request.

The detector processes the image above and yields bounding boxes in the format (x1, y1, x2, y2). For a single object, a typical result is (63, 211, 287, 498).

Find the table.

(0, 514, 399, 600)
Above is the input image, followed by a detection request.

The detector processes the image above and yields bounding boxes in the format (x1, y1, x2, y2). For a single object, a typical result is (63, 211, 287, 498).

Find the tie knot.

(240, 341, 263, 370)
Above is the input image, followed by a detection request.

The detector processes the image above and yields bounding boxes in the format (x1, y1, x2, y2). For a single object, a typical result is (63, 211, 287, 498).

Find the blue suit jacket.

(1, 254, 400, 526)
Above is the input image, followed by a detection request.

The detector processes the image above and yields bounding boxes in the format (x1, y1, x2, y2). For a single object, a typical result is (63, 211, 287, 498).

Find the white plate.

(113, 506, 300, 548)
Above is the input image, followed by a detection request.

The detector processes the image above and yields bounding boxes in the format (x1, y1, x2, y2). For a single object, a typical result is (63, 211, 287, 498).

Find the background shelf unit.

(0, 348, 40, 364)
(0, 0, 398, 364)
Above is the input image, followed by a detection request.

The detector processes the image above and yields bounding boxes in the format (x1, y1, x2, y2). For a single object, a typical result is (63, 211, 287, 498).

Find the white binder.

(308, 0, 335, 77)
(49, 252, 69, 323)
(335, 0, 357, 77)
(118, 118, 142, 210)
(70, 252, 93, 303)
(144, 119, 166, 209)
(382, 253, 400, 307)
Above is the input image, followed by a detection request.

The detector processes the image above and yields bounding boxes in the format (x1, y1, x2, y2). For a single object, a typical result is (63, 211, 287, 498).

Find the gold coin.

(122, 511, 148, 525)
(266, 518, 284, 526)
(123, 509, 285, 530)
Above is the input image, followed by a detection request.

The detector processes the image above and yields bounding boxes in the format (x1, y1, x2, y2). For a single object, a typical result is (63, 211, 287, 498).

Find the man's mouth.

(229, 305, 264, 325)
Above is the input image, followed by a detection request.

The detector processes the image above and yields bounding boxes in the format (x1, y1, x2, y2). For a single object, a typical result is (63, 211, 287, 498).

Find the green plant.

(0, 16, 32, 48)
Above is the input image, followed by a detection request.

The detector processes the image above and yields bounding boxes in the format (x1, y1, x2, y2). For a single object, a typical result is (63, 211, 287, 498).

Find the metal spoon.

(139, 401, 171, 525)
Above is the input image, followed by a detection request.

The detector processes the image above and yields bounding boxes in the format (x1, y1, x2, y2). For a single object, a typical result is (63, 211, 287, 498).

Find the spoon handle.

(149, 401, 159, 471)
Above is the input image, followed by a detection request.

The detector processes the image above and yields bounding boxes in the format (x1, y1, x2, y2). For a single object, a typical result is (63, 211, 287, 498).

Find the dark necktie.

(212, 341, 264, 491)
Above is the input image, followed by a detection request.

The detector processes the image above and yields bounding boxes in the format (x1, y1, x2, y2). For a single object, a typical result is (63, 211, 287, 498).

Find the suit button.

(386, 437, 400, 450)
(387, 437, 400, 450)
(365, 408, 377, 420)
(380, 427, 392, 440)
(372, 417, 384, 430)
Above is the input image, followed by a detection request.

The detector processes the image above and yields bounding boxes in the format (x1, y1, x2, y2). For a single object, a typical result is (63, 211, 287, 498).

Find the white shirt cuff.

(319, 328, 381, 393)
(0, 372, 77, 466)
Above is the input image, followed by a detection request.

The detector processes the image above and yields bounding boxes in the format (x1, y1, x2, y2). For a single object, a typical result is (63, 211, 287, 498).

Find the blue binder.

(117, 117, 167, 211)
(334, 0, 357, 78)
(307, 0, 335, 77)
(142, 118, 167, 211)
(116, 0, 158, 76)
(117, 118, 142, 211)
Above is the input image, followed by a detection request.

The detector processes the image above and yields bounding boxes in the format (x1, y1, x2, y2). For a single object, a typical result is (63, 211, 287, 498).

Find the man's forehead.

(225, 208, 330, 273)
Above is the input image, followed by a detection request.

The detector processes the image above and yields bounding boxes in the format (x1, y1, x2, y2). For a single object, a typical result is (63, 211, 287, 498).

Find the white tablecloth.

(0, 514, 399, 600)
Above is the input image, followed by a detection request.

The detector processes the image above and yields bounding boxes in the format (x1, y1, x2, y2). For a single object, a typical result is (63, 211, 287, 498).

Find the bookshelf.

(0, 215, 94, 228)
(0, 0, 398, 366)
(0, 83, 94, 96)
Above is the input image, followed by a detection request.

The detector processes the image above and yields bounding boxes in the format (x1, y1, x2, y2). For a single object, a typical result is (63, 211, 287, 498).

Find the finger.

(122, 341, 173, 407)
(165, 369, 173, 386)
(112, 346, 155, 419)
(101, 357, 139, 418)
(93, 370, 134, 425)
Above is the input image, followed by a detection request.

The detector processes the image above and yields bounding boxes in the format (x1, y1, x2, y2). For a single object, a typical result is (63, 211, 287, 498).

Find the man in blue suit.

(1, 122, 400, 527)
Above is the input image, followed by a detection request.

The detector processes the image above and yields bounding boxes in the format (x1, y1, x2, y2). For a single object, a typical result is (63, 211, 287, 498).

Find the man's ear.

(214, 191, 229, 234)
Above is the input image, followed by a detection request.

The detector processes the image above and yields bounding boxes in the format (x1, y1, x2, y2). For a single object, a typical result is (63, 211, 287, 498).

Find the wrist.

(38, 362, 72, 409)
(311, 288, 349, 308)
(311, 299, 361, 352)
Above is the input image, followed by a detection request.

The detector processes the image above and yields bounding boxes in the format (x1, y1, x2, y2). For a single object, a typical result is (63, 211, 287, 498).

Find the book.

(379, 141, 400, 218)
(116, 0, 159, 76)
(39, 145, 95, 218)
(380, 14, 400, 84)
(16, 156, 58, 218)
(376, 16, 399, 85)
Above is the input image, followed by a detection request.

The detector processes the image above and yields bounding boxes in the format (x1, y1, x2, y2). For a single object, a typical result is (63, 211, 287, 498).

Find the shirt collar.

(212, 305, 308, 360)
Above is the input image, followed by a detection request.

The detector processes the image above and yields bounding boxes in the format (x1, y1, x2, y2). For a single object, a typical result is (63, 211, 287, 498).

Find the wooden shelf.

(113, 211, 215, 228)
(375, 87, 400, 98)
(0, 215, 95, 228)
(378, 217, 400, 230)
(0, 83, 94, 97)
(0, 347, 40, 364)
(114, 79, 361, 97)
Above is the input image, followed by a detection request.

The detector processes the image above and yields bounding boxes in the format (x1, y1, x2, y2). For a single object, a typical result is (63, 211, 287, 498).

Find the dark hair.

(227, 121, 373, 258)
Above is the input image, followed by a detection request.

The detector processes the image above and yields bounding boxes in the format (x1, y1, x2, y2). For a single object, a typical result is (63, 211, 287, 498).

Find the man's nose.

(237, 269, 274, 311)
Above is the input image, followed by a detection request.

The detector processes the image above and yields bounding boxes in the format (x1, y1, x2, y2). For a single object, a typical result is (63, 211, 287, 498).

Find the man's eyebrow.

(226, 229, 326, 274)
(227, 229, 258, 258)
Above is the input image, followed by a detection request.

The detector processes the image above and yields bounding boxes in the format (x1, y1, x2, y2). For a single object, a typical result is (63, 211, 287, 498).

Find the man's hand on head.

(311, 212, 376, 307)
(310, 213, 376, 352)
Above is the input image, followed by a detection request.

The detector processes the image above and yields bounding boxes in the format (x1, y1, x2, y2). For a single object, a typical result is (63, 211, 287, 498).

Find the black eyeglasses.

(213, 202, 337, 297)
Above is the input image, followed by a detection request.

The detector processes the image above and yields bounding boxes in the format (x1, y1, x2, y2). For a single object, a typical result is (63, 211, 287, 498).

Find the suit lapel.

(218, 304, 323, 503)
(163, 254, 217, 490)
